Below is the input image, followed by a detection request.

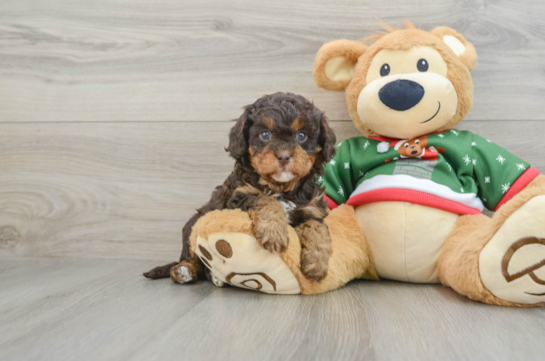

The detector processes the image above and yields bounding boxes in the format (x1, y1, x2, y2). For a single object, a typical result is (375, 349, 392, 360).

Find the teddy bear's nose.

(379, 79, 425, 111)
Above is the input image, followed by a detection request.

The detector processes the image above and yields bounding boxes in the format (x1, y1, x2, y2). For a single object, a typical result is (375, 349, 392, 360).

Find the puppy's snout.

(276, 152, 292, 166)
(379, 79, 424, 111)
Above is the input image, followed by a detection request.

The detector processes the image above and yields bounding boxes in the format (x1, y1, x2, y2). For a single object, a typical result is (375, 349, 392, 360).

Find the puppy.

(144, 92, 336, 284)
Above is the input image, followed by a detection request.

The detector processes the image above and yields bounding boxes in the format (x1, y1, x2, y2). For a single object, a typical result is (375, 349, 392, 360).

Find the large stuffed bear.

(190, 22, 545, 306)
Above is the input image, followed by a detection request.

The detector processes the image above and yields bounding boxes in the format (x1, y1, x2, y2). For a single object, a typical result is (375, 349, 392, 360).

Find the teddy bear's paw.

(195, 232, 300, 294)
(480, 195, 545, 304)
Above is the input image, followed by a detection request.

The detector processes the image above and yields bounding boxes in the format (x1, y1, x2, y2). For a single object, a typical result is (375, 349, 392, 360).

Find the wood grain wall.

(1, 0, 544, 260)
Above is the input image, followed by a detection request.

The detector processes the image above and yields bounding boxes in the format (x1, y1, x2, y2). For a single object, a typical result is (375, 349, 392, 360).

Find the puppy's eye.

(415, 139, 420, 144)
(417, 59, 428, 72)
(296, 132, 308, 142)
(380, 64, 390, 76)
(260, 130, 271, 141)
(404, 143, 409, 148)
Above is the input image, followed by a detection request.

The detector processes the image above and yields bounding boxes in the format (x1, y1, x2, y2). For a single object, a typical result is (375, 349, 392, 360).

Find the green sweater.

(320, 129, 537, 214)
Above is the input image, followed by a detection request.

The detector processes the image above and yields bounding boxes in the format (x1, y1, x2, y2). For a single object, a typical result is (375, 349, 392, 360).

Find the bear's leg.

(438, 176, 545, 306)
(291, 204, 379, 294)
(189, 208, 302, 294)
(189, 205, 377, 295)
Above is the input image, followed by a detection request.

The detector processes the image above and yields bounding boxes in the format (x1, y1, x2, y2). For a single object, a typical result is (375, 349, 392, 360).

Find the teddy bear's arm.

(321, 140, 355, 206)
(470, 134, 537, 211)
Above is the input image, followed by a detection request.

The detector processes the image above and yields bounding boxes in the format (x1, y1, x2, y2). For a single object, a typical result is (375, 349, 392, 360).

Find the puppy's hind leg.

(143, 262, 179, 279)
(170, 256, 205, 284)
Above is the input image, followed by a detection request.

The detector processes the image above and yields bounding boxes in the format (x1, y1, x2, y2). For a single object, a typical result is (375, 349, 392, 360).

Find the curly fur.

(144, 92, 336, 282)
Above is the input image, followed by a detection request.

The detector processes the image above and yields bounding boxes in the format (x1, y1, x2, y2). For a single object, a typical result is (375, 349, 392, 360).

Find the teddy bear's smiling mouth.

(420, 101, 441, 124)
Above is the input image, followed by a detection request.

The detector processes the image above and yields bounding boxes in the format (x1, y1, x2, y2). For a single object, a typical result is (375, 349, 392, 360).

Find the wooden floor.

(2, 0, 545, 360)
(0, 258, 543, 361)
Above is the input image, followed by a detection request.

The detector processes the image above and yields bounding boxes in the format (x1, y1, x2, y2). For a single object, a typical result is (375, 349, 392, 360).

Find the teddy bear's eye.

(415, 139, 420, 144)
(417, 59, 429, 72)
(404, 143, 409, 148)
(380, 64, 390, 77)
(260, 130, 271, 141)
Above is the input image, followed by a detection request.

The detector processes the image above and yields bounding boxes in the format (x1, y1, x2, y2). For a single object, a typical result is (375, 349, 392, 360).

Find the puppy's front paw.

(248, 196, 290, 254)
(254, 220, 289, 254)
(301, 248, 330, 282)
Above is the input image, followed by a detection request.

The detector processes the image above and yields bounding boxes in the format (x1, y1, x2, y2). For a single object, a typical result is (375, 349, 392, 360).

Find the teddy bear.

(188, 21, 545, 306)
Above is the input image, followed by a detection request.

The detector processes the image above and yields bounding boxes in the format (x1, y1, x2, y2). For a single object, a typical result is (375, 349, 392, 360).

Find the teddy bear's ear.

(430, 27, 477, 71)
(313, 40, 367, 92)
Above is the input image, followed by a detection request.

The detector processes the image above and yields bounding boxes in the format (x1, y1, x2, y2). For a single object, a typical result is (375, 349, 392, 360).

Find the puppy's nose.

(379, 79, 425, 111)
(276, 152, 291, 166)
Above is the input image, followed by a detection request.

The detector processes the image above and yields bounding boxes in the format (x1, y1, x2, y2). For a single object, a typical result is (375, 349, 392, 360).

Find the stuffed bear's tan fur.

(313, 21, 476, 137)
(187, 22, 545, 306)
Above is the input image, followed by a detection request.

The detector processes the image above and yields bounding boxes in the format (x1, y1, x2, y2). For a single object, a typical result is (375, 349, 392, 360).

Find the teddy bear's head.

(313, 21, 477, 139)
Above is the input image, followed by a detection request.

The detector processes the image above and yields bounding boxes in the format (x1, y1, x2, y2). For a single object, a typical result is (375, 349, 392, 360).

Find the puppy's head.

(227, 92, 336, 190)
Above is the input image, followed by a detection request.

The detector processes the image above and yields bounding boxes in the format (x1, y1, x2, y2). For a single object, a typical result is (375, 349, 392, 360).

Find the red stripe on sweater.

(494, 167, 539, 211)
(340, 188, 482, 215)
(324, 196, 338, 210)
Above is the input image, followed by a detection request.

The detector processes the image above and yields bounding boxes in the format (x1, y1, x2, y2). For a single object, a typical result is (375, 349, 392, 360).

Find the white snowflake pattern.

(516, 163, 526, 171)
(338, 186, 344, 196)
(501, 183, 511, 194)
(460, 188, 465, 193)
(363, 140, 370, 149)
(450, 130, 459, 136)
(496, 155, 506, 165)
(487, 139, 491, 143)
(336, 141, 343, 148)
(485, 177, 491, 183)
(483, 198, 487, 202)
(358, 170, 364, 177)
(471, 141, 477, 146)
(344, 162, 350, 169)
(463, 154, 471, 165)
(317, 176, 323, 182)
(438, 134, 445, 138)
(329, 159, 336, 166)
(446, 162, 452, 171)
(472, 159, 477, 166)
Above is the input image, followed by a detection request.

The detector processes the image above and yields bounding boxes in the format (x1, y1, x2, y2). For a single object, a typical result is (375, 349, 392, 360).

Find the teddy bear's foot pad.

(480, 195, 545, 304)
(195, 232, 301, 294)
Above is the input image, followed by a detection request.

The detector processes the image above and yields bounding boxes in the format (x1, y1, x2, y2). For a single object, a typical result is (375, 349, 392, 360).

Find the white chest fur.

(273, 194, 297, 220)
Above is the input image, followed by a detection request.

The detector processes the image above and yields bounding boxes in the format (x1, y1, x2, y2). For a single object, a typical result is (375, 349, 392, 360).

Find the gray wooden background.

(1, 1, 545, 360)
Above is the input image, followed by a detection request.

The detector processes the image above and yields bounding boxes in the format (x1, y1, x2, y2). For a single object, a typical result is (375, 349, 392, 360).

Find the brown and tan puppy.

(144, 92, 337, 284)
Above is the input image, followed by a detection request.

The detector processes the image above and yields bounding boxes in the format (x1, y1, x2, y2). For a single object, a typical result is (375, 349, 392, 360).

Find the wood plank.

(0, 0, 544, 122)
(0, 258, 544, 361)
(0, 258, 215, 361)
(0, 120, 543, 261)
(133, 281, 545, 361)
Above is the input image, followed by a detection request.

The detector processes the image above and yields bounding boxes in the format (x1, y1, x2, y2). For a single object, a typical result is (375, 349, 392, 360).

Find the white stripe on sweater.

(350, 174, 484, 211)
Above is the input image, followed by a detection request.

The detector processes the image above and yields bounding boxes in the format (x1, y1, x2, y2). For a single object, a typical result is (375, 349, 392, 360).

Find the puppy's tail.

(143, 261, 179, 279)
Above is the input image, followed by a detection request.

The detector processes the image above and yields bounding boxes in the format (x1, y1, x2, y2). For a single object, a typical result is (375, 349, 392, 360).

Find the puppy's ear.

(317, 112, 336, 163)
(227, 106, 253, 160)
(430, 27, 477, 71)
